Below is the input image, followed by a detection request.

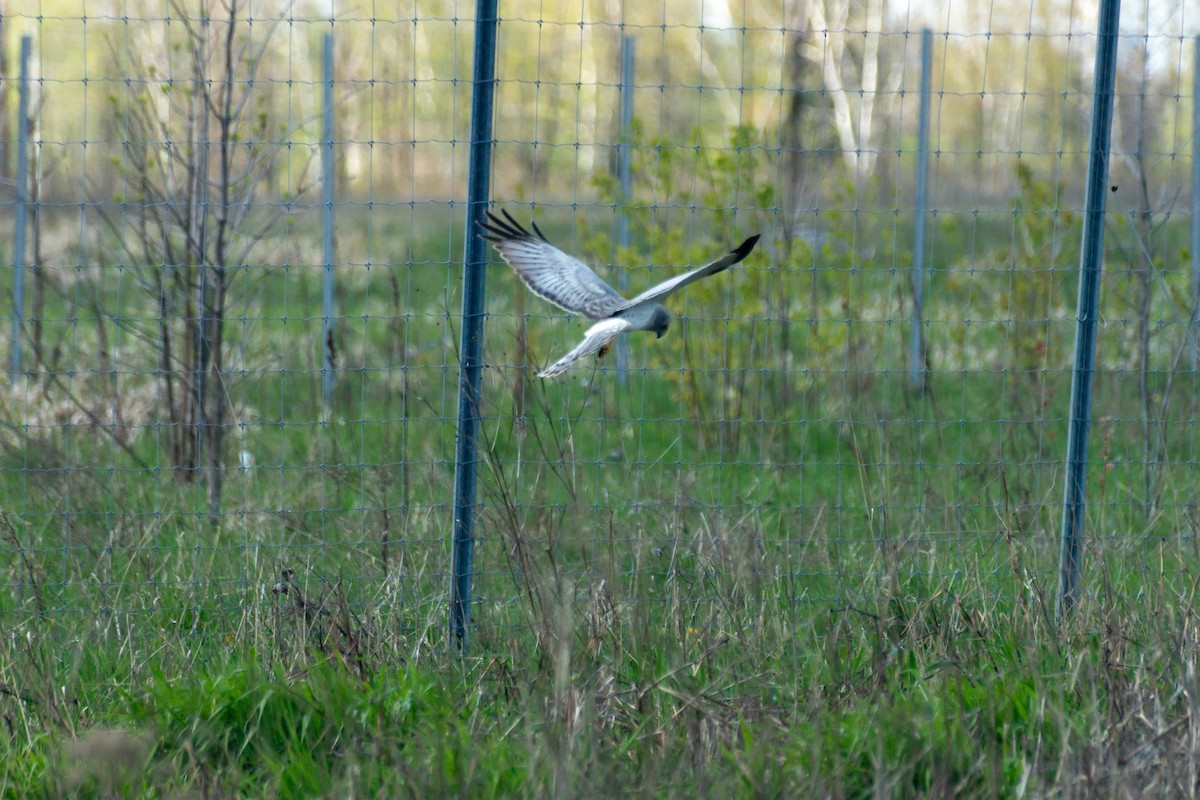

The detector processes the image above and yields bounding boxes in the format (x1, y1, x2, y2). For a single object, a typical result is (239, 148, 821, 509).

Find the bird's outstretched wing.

(538, 317, 632, 378)
(616, 234, 761, 312)
(479, 210, 626, 320)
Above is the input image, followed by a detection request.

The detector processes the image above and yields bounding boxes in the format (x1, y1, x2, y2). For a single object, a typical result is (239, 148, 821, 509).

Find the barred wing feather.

(537, 317, 632, 378)
(479, 210, 625, 320)
(616, 234, 760, 312)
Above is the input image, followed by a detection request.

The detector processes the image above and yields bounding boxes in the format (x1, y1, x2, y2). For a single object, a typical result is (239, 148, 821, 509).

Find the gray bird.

(479, 210, 760, 377)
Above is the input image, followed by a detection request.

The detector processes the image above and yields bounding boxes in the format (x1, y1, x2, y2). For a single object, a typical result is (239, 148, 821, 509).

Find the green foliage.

(4, 167, 1200, 799)
(1005, 162, 1075, 377)
(118, 659, 450, 795)
(6, 566, 1194, 797)
(4, 4, 1200, 795)
(582, 122, 909, 418)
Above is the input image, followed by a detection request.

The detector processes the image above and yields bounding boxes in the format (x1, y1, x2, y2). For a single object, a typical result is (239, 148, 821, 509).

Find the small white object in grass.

(240, 450, 254, 471)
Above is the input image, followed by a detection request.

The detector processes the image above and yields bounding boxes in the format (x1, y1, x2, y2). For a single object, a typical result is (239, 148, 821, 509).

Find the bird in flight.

(479, 210, 760, 378)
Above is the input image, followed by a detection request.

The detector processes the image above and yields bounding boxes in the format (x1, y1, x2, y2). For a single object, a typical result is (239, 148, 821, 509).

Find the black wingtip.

(501, 208, 527, 234)
(474, 213, 502, 242)
(529, 219, 551, 244)
(476, 210, 522, 242)
(475, 209, 548, 244)
(731, 234, 761, 262)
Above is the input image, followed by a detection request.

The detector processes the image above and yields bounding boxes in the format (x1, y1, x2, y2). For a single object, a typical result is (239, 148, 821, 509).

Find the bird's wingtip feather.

(732, 234, 761, 261)
(477, 208, 547, 244)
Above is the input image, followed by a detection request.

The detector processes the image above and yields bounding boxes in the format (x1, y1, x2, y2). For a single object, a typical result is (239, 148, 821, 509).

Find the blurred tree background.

(1, 0, 1191, 212)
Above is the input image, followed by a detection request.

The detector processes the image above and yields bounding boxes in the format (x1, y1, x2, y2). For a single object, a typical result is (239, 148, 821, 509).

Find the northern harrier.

(479, 210, 760, 378)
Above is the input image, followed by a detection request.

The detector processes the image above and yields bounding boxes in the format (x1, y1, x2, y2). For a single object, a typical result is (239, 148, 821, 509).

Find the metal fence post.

(0, 11, 8, 185)
(450, 0, 500, 652)
(1191, 35, 1200, 371)
(909, 28, 932, 393)
(10, 35, 31, 383)
(615, 34, 635, 384)
(321, 33, 336, 408)
(1057, 0, 1122, 617)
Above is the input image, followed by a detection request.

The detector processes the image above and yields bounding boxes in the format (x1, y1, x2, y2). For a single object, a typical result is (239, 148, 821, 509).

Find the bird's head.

(650, 305, 670, 338)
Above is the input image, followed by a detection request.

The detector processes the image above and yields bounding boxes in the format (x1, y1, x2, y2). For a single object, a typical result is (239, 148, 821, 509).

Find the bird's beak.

(656, 329, 666, 339)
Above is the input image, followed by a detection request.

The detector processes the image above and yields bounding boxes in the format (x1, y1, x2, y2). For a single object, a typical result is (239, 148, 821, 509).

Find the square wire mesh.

(0, 1, 1197, 646)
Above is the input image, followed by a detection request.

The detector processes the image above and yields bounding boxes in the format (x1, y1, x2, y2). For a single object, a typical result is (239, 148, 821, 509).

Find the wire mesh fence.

(2, 1, 1199, 651)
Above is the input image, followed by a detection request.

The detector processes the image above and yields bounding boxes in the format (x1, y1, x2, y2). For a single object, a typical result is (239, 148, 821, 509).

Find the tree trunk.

(779, 4, 813, 410)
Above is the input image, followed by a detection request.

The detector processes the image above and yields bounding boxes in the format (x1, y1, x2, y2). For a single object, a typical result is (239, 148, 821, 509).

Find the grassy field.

(3, 198, 1200, 797)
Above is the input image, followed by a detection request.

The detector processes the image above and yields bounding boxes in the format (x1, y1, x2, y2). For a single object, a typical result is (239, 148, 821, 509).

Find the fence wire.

(1, 2, 1199, 648)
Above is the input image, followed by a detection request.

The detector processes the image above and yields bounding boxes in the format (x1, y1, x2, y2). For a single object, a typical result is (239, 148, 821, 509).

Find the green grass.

(3, 201, 1200, 797)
